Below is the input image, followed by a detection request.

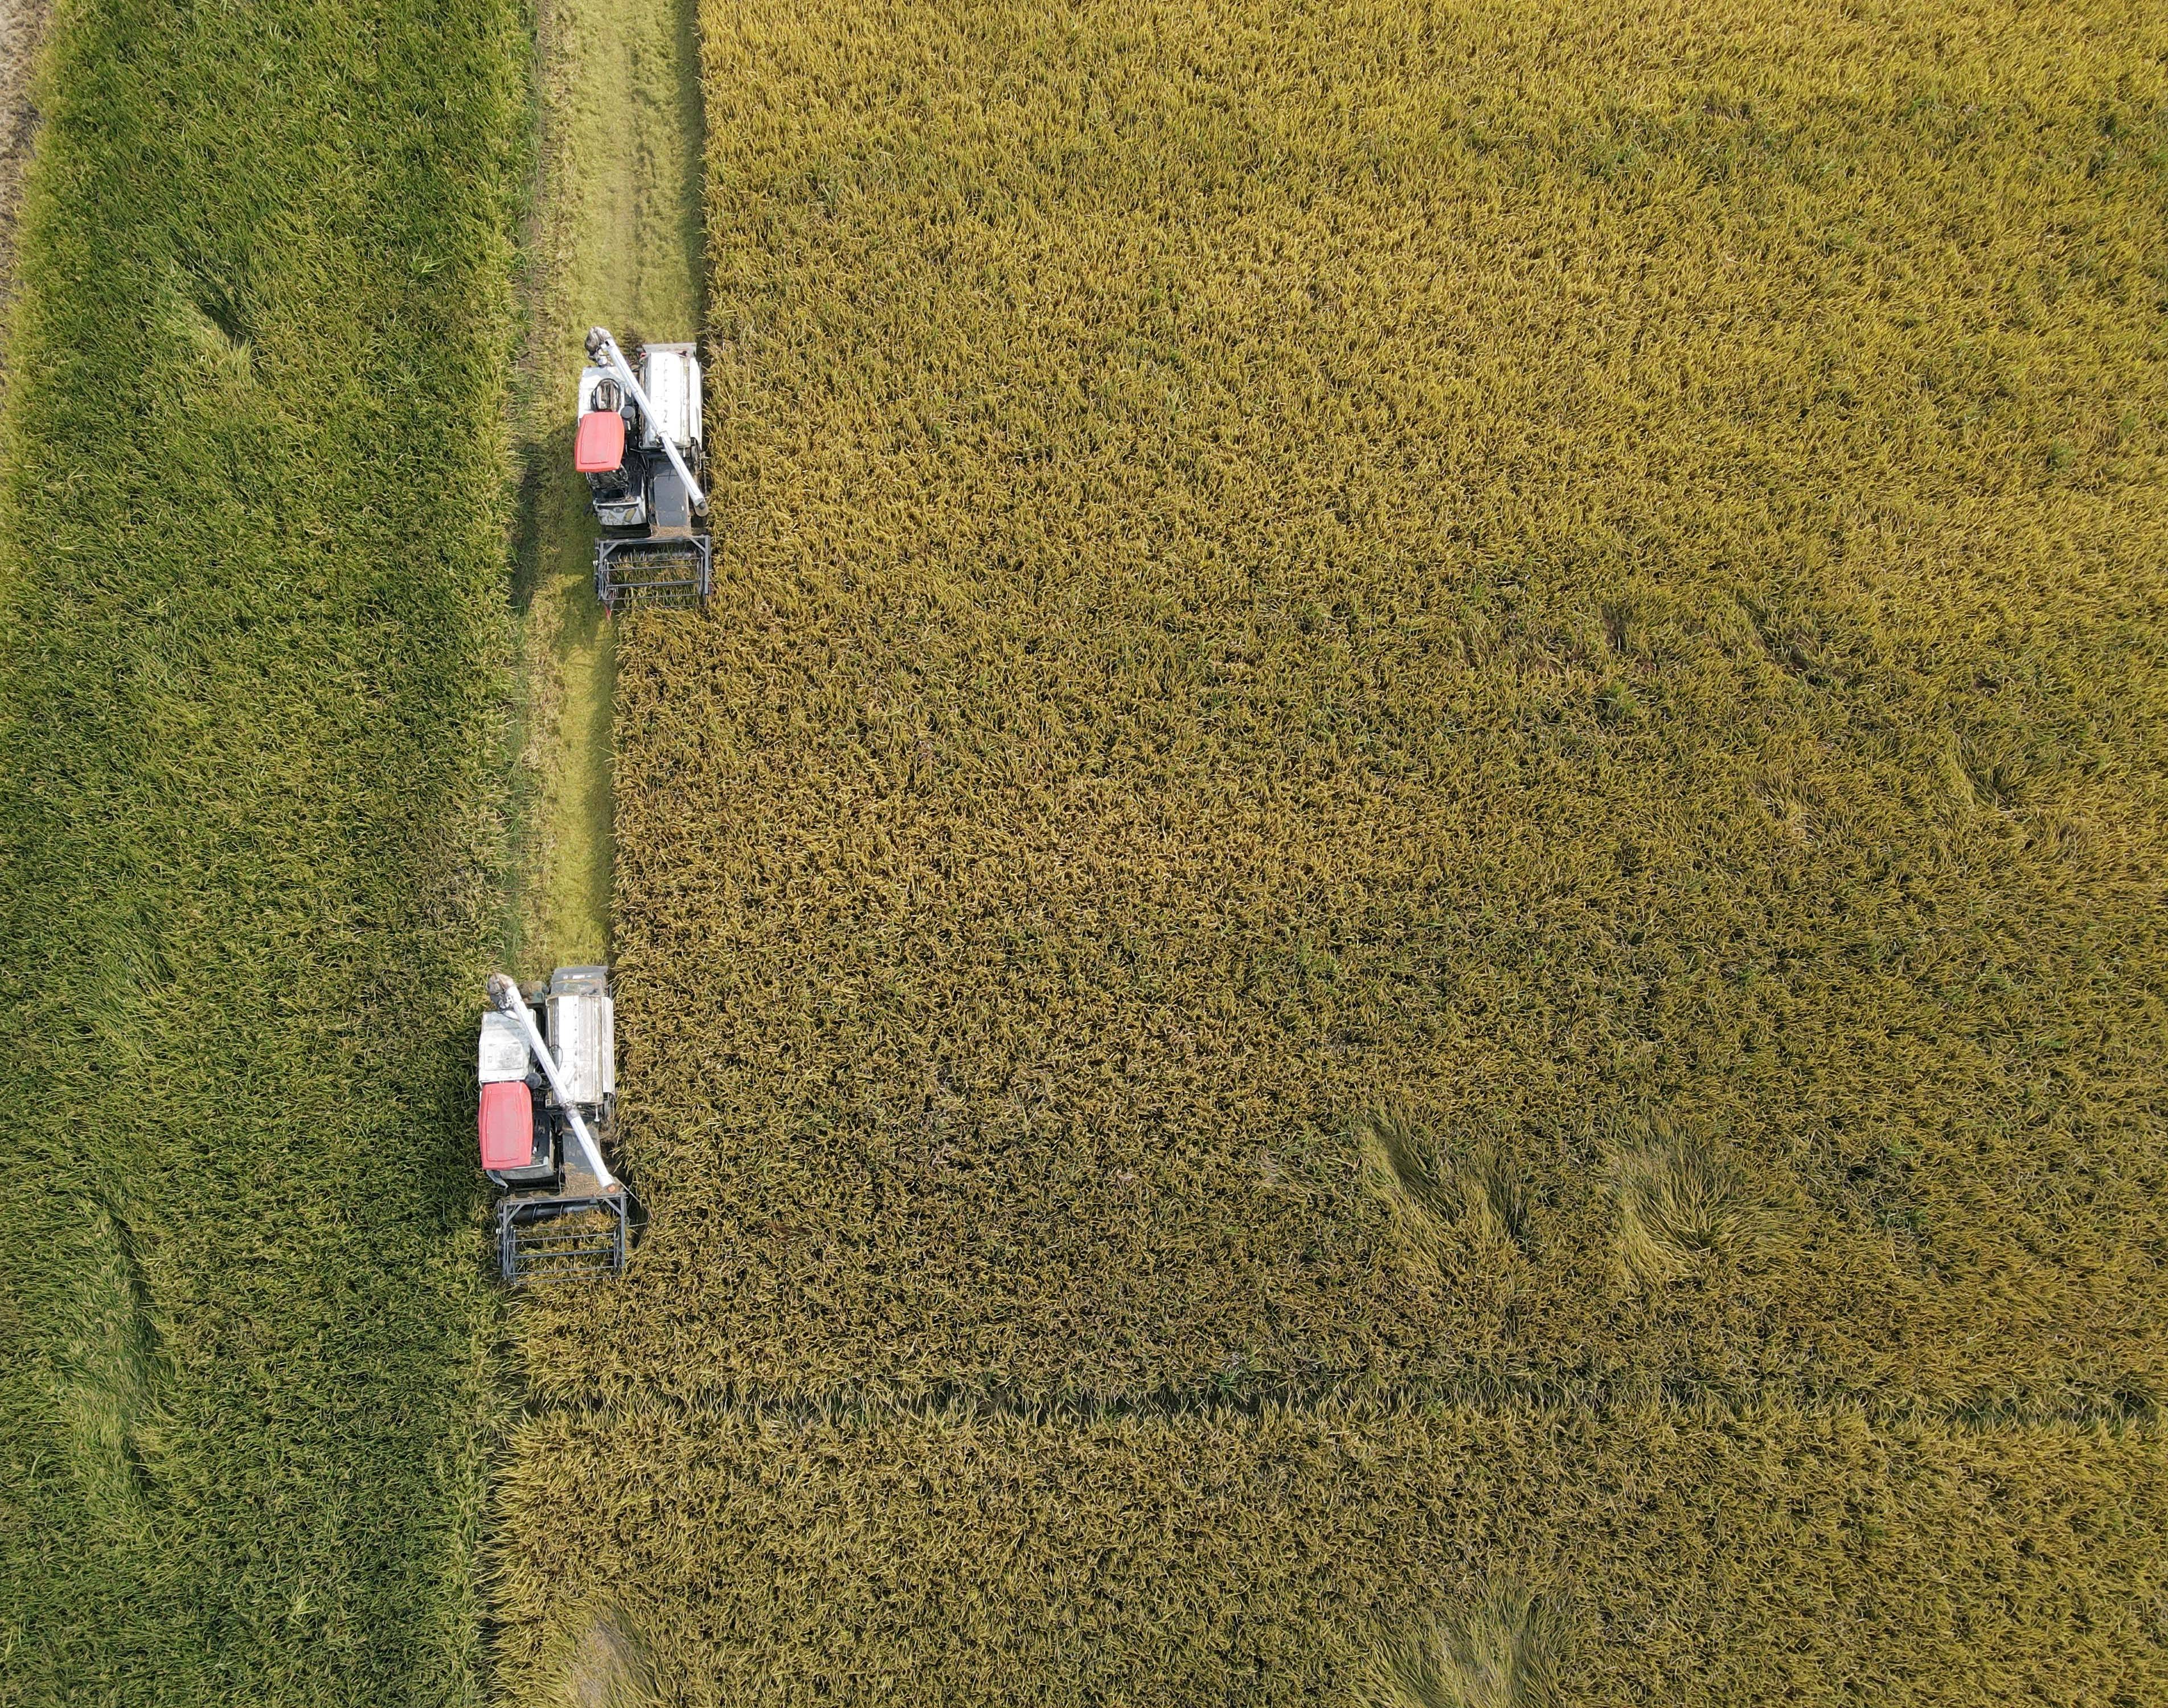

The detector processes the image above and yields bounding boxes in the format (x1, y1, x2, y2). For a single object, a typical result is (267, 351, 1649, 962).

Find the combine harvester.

(474, 326, 706, 1282)
(575, 325, 711, 610)
(477, 967, 638, 1282)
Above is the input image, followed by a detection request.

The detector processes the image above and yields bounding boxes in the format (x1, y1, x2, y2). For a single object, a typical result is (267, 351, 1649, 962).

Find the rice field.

(497, 0, 2168, 1698)
(0, 0, 529, 1694)
(493, 1402, 2168, 1706)
(516, 0, 2168, 1414)
(3, 0, 2161, 1694)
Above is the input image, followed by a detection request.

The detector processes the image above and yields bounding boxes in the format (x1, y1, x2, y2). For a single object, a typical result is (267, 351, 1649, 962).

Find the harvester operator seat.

(477, 1008, 555, 1186)
(575, 381, 640, 511)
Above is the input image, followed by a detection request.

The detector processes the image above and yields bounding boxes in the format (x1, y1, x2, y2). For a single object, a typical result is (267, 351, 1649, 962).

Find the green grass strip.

(0, 0, 528, 1697)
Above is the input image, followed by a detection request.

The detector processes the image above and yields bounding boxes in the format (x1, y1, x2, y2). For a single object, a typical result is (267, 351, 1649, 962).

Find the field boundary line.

(518, 1376, 2161, 1436)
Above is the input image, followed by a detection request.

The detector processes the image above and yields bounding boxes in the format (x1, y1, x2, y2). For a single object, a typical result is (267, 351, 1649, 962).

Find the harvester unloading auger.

(576, 326, 711, 611)
(477, 967, 639, 1282)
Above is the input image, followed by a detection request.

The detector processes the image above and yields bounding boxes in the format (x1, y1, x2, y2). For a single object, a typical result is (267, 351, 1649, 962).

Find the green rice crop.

(524, 0, 2168, 1413)
(491, 1401, 2168, 1706)
(0, 0, 530, 1694)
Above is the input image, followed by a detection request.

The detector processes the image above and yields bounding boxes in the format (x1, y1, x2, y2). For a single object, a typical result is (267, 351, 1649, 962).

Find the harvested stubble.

(0, 0, 527, 1692)
(529, 0, 2168, 1409)
(491, 1401, 2168, 1707)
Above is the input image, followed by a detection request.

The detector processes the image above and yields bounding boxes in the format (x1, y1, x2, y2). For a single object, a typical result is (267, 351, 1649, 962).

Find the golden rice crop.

(490, 1401, 2168, 1706)
(520, 0, 2168, 1412)
(493, 1, 2168, 1697)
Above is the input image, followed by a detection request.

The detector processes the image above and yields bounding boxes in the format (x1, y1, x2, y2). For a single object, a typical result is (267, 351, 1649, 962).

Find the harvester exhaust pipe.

(585, 326, 708, 518)
(487, 972, 620, 1192)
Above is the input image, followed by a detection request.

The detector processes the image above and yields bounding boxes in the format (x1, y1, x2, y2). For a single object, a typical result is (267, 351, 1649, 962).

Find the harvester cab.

(576, 326, 711, 611)
(477, 966, 637, 1282)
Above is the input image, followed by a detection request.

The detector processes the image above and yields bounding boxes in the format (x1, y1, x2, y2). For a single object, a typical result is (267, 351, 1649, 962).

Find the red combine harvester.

(575, 326, 711, 611)
(478, 967, 637, 1282)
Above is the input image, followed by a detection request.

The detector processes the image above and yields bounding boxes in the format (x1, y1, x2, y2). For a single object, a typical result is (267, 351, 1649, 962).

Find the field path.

(0, 0, 49, 356)
(509, 0, 704, 975)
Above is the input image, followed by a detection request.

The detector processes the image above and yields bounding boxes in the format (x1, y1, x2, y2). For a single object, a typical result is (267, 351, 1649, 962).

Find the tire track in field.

(0, 0, 50, 364)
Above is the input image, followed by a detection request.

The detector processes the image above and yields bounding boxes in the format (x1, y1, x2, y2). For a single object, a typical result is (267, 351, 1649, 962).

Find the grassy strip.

(491, 1402, 2168, 1705)
(505, 0, 707, 980)
(527, 0, 2168, 1407)
(0, 0, 528, 1695)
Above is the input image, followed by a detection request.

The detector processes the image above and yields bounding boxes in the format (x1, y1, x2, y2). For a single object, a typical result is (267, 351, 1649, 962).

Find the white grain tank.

(634, 342, 702, 456)
(546, 964, 615, 1115)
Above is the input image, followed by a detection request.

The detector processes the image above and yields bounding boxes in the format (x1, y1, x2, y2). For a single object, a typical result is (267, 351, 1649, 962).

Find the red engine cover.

(479, 1080, 535, 1171)
(574, 408, 626, 474)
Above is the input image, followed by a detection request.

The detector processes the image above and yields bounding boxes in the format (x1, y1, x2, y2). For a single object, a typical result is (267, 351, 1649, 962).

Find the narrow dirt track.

(0, 0, 50, 347)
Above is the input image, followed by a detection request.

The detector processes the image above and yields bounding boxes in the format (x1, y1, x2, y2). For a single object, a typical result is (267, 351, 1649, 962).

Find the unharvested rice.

(519, 0, 2168, 1411)
(493, 1402, 2168, 1706)
(501, 2, 2167, 1698)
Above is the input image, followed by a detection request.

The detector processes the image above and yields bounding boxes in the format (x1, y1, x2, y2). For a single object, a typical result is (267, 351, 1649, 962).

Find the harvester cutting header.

(576, 326, 712, 611)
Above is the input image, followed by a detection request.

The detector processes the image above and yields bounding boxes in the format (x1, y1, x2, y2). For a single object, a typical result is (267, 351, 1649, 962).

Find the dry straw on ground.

(547, 1602, 663, 1708)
